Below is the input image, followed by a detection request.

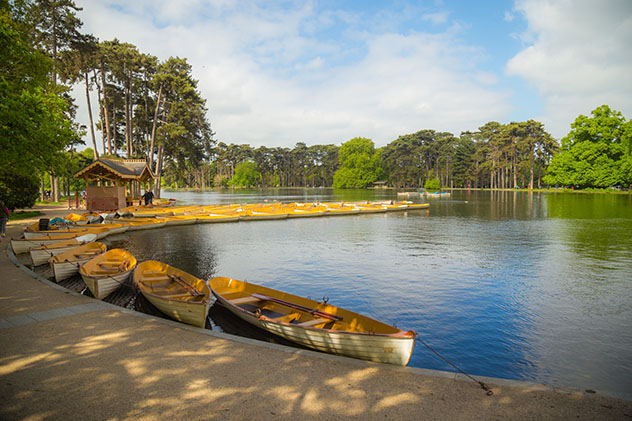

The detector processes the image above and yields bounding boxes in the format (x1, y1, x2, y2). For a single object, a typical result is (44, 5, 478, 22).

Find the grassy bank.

(9, 211, 41, 221)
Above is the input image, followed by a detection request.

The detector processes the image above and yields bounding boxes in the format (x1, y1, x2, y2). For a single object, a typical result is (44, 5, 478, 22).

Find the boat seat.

(153, 292, 192, 299)
(296, 318, 329, 327)
(141, 276, 170, 282)
(229, 296, 262, 305)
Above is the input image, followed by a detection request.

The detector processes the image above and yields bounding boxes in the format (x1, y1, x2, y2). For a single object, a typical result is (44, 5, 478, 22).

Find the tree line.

(195, 120, 559, 190)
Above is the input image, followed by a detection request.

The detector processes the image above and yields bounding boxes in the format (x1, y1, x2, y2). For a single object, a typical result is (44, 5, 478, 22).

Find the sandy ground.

(1, 204, 631, 420)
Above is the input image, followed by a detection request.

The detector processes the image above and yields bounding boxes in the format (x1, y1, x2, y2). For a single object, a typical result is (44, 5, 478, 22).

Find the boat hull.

(214, 293, 415, 366)
(30, 244, 78, 266)
(143, 293, 209, 328)
(50, 242, 107, 282)
(134, 260, 211, 328)
(81, 271, 132, 299)
(209, 277, 415, 366)
(79, 249, 137, 300)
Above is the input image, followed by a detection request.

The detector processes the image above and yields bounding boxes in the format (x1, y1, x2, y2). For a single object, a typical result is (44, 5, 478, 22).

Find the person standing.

(0, 200, 9, 237)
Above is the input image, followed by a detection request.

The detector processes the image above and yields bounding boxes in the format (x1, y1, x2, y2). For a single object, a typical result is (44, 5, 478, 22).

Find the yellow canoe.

(133, 261, 211, 328)
(80, 249, 137, 299)
(209, 277, 416, 366)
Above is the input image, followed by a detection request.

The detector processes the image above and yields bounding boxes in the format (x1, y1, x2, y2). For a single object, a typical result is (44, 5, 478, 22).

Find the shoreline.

(159, 186, 632, 195)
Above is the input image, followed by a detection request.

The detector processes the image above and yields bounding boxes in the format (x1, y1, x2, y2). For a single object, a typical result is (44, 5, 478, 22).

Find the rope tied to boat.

(414, 332, 493, 396)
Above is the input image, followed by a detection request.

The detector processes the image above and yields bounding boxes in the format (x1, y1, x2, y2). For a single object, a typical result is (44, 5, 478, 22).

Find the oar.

(251, 293, 342, 321)
(168, 274, 204, 297)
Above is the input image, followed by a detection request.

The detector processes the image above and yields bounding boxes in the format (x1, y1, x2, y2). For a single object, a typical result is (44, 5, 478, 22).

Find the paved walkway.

(1, 205, 631, 420)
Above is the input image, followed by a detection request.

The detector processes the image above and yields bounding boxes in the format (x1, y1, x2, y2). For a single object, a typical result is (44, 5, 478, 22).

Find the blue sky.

(73, 0, 632, 148)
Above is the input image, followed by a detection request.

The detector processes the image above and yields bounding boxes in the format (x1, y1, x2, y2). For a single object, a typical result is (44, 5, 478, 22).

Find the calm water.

(116, 189, 632, 396)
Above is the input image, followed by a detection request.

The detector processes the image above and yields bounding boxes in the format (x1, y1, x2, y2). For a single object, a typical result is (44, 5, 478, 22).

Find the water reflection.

(115, 189, 631, 396)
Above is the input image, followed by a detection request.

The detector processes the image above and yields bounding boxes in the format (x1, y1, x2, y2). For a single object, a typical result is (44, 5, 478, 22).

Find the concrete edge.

(5, 242, 631, 402)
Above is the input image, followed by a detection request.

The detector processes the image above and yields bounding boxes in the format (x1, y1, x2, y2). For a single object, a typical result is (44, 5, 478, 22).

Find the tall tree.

(544, 105, 629, 188)
(333, 138, 382, 188)
(1, 5, 79, 207)
(27, 0, 84, 201)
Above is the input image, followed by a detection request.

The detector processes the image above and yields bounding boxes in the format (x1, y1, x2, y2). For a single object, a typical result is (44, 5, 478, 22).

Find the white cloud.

(503, 11, 515, 22)
(507, 0, 632, 138)
(74, 0, 513, 150)
(421, 11, 450, 25)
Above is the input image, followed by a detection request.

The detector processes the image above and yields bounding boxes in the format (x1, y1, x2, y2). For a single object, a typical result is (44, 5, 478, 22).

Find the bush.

(0, 171, 40, 210)
(424, 178, 441, 191)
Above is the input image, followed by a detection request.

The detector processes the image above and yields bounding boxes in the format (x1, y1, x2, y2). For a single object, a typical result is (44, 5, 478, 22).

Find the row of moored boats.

(10, 200, 423, 366)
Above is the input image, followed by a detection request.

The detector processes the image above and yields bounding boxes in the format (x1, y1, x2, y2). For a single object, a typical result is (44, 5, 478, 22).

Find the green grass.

(9, 211, 41, 221)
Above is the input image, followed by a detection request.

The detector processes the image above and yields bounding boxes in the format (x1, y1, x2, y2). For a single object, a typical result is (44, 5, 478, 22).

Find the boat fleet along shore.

(11, 200, 429, 366)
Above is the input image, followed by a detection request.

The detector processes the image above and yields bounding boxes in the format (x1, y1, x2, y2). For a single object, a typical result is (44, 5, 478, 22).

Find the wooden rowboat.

(23, 225, 111, 240)
(29, 234, 97, 266)
(80, 249, 137, 299)
(11, 232, 92, 254)
(133, 261, 211, 328)
(49, 242, 107, 282)
(208, 277, 416, 366)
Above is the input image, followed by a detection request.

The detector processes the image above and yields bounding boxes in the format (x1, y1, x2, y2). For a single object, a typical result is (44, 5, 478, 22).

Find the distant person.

(142, 190, 154, 205)
(0, 200, 9, 237)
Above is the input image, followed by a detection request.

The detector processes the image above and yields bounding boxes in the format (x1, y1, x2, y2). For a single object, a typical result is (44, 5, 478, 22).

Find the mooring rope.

(414, 333, 493, 396)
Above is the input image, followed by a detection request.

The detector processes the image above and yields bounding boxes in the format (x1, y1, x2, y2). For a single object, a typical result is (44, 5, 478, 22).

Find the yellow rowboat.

(155, 215, 198, 226)
(239, 210, 289, 221)
(80, 249, 137, 299)
(23, 228, 90, 239)
(65, 213, 90, 224)
(404, 203, 430, 211)
(209, 277, 416, 366)
(133, 261, 211, 328)
(355, 205, 387, 214)
(12, 232, 92, 254)
(29, 234, 98, 266)
(97, 223, 130, 236)
(286, 208, 326, 218)
(324, 206, 360, 216)
(107, 218, 167, 231)
(49, 242, 107, 282)
(192, 214, 241, 223)
(23, 225, 111, 240)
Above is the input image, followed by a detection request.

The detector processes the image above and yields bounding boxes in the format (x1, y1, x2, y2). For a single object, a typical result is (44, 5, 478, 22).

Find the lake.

(115, 188, 632, 396)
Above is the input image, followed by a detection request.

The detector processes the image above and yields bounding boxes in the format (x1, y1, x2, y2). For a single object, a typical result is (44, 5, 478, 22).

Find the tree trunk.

(94, 70, 107, 154)
(100, 63, 112, 154)
(148, 84, 162, 169)
(124, 63, 130, 158)
(529, 153, 534, 190)
(53, 176, 60, 202)
(154, 144, 164, 198)
(85, 72, 99, 159)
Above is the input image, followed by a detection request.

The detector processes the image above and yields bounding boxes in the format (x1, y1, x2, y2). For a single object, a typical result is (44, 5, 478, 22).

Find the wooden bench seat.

(296, 318, 329, 328)
(229, 296, 262, 305)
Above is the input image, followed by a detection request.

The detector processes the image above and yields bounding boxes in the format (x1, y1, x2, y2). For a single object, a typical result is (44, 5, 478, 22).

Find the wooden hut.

(74, 158, 155, 211)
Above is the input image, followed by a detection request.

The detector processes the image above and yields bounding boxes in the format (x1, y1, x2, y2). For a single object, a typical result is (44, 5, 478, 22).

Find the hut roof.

(74, 158, 155, 182)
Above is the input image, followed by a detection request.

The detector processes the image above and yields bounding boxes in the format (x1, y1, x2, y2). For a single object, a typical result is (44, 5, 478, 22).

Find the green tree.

(452, 133, 476, 187)
(230, 161, 260, 188)
(544, 105, 629, 188)
(0, 6, 78, 185)
(333, 137, 382, 188)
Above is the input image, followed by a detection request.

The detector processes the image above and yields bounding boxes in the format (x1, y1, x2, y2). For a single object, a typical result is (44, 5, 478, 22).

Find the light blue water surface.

(118, 189, 632, 396)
